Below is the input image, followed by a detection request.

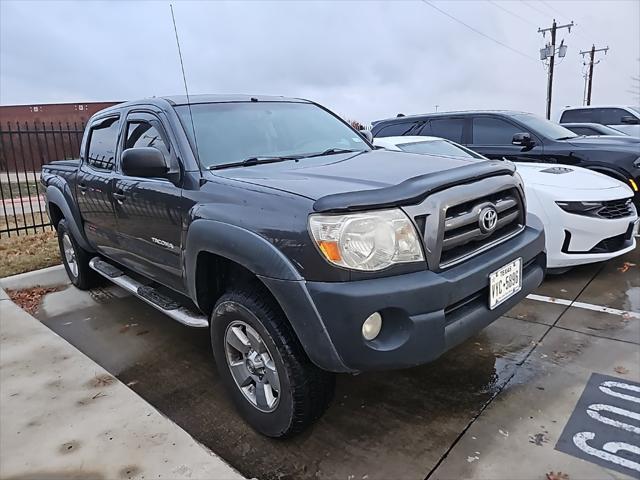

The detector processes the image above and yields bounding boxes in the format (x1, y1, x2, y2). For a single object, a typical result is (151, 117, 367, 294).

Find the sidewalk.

(0, 285, 245, 480)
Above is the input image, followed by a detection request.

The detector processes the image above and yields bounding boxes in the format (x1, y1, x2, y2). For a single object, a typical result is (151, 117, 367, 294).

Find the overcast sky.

(1, 0, 638, 123)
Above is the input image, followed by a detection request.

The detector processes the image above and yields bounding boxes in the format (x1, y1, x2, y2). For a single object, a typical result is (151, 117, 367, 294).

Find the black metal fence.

(0, 121, 85, 237)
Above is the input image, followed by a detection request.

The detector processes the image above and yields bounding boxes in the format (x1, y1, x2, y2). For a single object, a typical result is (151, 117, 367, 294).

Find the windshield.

(629, 106, 640, 116)
(175, 102, 369, 169)
(398, 139, 484, 159)
(512, 113, 577, 140)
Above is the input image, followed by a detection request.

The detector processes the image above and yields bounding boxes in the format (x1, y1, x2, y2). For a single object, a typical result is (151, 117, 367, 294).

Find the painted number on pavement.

(555, 373, 640, 477)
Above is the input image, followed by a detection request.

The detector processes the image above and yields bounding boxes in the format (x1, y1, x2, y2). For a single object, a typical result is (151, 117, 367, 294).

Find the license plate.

(489, 258, 522, 310)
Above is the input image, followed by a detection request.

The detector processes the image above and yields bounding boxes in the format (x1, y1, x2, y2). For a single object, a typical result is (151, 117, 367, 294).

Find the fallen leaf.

(546, 472, 569, 480)
(618, 261, 636, 273)
(614, 366, 629, 375)
(136, 330, 150, 336)
(7, 286, 63, 315)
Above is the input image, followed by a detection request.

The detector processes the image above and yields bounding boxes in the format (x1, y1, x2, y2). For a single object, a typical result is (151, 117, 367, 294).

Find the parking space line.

(527, 294, 640, 319)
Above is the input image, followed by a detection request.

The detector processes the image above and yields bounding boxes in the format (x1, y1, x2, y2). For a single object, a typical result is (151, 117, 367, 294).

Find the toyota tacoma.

(41, 95, 546, 437)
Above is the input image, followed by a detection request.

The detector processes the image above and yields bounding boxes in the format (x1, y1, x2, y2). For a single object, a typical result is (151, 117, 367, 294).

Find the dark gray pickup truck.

(42, 95, 546, 437)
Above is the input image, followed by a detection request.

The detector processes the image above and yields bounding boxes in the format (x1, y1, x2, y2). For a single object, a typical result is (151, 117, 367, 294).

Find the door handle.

(78, 183, 88, 195)
(112, 191, 126, 202)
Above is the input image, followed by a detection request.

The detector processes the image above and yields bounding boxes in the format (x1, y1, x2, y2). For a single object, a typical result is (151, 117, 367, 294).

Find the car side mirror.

(359, 130, 374, 143)
(620, 115, 639, 125)
(121, 147, 169, 178)
(512, 132, 534, 147)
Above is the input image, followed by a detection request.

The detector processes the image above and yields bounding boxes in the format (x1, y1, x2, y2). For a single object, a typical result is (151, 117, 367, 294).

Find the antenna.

(170, 4, 202, 174)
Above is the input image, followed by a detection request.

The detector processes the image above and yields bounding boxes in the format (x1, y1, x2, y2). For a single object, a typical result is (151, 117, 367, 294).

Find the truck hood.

(211, 149, 515, 212)
(515, 162, 630, 191)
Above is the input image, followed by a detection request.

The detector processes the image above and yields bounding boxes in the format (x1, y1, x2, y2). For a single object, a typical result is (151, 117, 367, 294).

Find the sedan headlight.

(308, 209, 424, 271)
(556, 201, 602, 215)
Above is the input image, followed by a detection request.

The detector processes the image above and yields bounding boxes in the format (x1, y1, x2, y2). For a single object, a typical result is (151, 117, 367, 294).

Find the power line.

(421, 0, 537, 62)
(522, 1, 553, 19)
(486, 0, 537, 28)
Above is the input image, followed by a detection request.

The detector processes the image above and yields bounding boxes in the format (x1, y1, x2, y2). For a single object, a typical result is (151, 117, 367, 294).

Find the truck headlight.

(308, 209, 424, 271)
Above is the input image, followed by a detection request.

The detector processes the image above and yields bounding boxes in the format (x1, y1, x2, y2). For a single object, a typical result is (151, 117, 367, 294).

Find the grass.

(0, 214, 60, 278)
(1, 180, 42, 199)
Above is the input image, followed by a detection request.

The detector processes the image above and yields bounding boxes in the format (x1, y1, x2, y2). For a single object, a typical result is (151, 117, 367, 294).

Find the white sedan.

(374, 135, 638, 270)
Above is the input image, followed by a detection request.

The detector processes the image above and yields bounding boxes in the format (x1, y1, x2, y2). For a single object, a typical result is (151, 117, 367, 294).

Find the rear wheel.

(57, 219, 97, 290)
(210, 284, 335, 438)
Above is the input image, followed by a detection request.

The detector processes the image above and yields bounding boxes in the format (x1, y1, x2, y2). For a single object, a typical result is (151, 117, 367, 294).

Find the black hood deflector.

(313, 160, 516, 213)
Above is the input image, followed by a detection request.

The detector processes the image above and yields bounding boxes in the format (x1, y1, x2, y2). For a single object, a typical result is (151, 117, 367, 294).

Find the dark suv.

(371, 111, 640, 205)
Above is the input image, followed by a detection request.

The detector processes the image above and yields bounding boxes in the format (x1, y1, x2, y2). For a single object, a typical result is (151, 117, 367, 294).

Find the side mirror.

(121, 147, 169, 178)
(620, 115, 639, 125)
(359, 130, 374, 143)
(512, 132, 534, 147)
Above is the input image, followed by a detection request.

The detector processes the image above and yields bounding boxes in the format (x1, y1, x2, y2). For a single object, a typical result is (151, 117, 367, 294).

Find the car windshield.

(629, 106, 640, 116)
(175, 102, 369, 169)
(512, 113, 578, 140)
(398, 139, 484, 159)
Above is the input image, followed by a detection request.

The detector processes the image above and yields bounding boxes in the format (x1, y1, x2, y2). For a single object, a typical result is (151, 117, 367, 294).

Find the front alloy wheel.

(224, 320, 281, 412)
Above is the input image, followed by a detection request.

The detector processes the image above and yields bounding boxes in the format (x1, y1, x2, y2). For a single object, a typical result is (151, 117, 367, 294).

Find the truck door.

(111, 111, 184, 292)
(468, 116, 546, 163)
(76, 115, 121, 252)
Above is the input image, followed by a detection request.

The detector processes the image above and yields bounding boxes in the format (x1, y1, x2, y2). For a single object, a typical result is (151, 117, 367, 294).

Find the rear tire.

(210, 283, 335, 438)
(57, 219, 97, 290)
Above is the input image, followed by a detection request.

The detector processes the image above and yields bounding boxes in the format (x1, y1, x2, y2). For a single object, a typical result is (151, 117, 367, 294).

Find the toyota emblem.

(479, 206, 498, 233)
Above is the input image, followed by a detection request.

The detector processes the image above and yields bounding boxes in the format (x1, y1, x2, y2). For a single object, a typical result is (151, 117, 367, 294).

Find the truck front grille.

(402, 174, 527, 272)
(597, 198, 634, 219)
(439, 188, 525, 268)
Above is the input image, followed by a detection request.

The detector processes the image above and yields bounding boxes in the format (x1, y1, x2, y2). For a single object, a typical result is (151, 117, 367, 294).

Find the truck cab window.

(125, 121, 170, 159)
(87, 117, 120, 170)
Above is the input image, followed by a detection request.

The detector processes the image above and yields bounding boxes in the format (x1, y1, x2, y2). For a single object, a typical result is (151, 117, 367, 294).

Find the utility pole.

(538, 19, 574, 119)
(580, 45, 609, 105)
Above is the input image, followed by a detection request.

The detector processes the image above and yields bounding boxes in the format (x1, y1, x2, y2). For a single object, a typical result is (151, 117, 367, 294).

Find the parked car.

(560, 122, 630, 137)
(371, 110, 640, 207)
(41, 95, 545, 437)
(374, 136, 638, 271)
(558, 106, 640, 137)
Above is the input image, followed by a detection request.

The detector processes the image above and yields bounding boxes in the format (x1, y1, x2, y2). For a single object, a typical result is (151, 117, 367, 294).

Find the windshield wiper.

(209, 155, 301, 170)
(303, 148, 365, 158)
(556, 136, 577, 141)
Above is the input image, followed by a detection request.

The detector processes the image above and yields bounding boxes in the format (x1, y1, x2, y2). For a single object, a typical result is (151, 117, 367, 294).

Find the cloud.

(1, 0, 638, 123)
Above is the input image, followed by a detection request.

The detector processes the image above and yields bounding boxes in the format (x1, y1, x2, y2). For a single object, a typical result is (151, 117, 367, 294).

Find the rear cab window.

(86, 116, 120, 171)
(598, 108, 633, 125)
(559, 109, 597, 123)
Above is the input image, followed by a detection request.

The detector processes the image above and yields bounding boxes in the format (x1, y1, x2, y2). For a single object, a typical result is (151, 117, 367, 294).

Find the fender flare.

(184, 219, 348, 372)
(185, 219, 302, 299)
(46, 185, 94, 252)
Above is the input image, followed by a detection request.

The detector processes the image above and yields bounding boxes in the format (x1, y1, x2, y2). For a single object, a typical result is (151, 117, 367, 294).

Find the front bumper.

(263, 224, 545, 373)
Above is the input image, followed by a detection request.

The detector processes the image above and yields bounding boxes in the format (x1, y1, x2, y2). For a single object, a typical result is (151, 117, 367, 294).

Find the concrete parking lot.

(21, 247, 640, 479)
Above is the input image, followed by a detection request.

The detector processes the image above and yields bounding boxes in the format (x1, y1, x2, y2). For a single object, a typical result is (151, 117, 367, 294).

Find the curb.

(0, 264, 66, 290)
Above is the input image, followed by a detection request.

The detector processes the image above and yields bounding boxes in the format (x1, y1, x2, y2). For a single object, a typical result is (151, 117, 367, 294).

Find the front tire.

(210, 284, 335, 438)
(57, 219, 97, 290)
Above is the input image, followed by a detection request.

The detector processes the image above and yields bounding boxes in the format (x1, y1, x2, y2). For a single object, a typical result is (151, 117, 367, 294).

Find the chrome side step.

(89, 257, 208, 328)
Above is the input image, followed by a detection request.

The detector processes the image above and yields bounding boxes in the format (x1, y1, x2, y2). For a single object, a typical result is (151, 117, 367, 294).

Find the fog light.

(362, 312, 382, 341)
